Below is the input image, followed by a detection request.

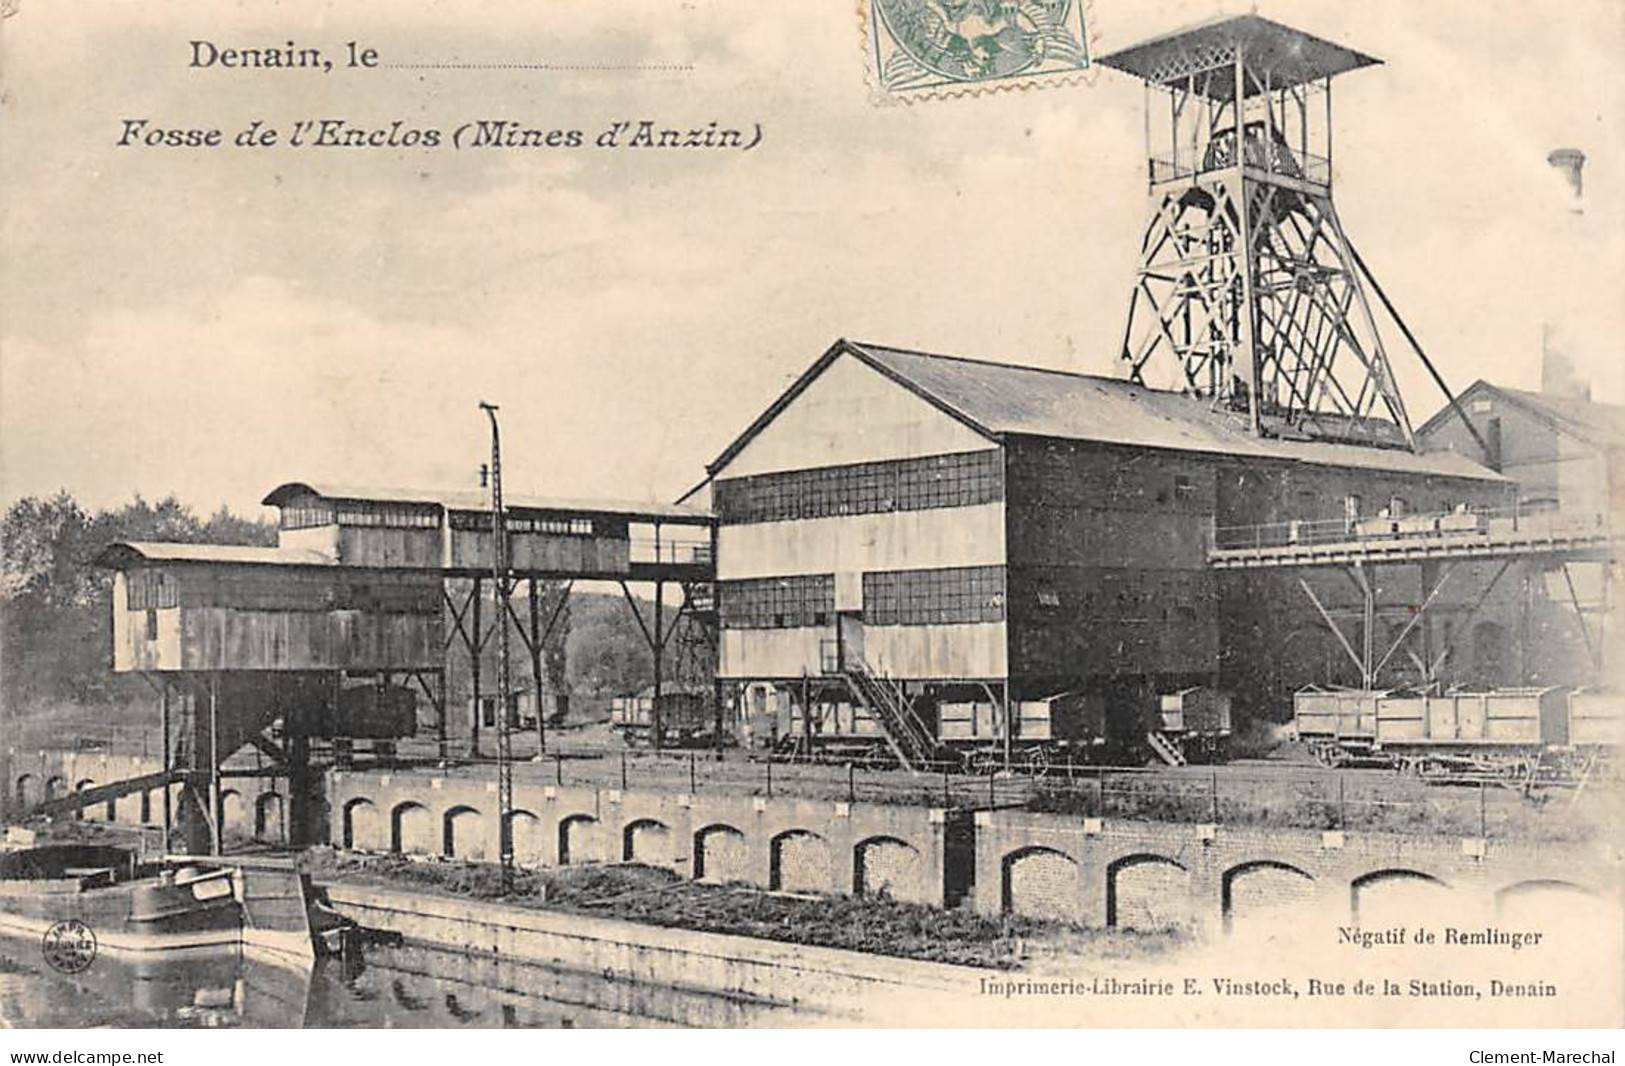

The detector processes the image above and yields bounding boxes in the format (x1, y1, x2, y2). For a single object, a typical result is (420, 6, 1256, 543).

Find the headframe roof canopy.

(1099, 14, 1380, 98)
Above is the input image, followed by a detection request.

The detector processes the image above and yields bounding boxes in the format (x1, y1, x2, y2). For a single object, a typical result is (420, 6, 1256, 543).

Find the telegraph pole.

(480, 402, 517, 892)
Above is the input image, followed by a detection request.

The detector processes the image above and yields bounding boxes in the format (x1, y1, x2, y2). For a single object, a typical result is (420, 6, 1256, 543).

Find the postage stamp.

(862, 0, 1095, 101)
(41, 919, 97, 974)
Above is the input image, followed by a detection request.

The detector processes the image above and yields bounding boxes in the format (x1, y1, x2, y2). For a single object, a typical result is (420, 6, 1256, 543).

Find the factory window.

(1174, 475, 1196, 501)
(336, 502, 440, 529)
(719, 574, 835, 629)
(714, 450, 1002, 524)
(145, 609, 158, 641)
(452, 512, 595, 536)
(280, 497, 336, 530)
(126, 568, 178, 611)
(863, 566, 1006, 626)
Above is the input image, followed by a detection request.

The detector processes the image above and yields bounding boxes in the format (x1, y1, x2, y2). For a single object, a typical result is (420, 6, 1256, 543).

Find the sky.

(2, 0, 1622, 520)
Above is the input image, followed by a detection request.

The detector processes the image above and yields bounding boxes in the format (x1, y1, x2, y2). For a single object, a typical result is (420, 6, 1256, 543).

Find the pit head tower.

(1102, 15, 1414, 449)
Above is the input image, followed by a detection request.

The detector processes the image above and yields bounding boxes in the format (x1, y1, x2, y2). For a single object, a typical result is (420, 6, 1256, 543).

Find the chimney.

(1541, 148, 1591, 399)
(1546, 148, 1585, 212)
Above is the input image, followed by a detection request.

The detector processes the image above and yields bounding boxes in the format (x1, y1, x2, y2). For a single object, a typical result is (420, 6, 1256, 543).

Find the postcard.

(1, 0, 1621, 1038)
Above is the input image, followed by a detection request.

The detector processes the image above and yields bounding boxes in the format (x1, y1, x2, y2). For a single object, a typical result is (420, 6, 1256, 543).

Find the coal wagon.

(1293, 686, 1619, 785)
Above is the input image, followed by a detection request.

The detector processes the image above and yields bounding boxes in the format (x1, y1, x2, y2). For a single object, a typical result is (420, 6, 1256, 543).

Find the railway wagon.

(938, 692, 1108, 774)
(1292, 687, 1607, 783)
(1567, 689, 1624, 753)
(1293, 687, 1386, 764)
(610, 687, 724, 749)
(1155, 687, 1233, 763)
(762, 684, 1224, 773)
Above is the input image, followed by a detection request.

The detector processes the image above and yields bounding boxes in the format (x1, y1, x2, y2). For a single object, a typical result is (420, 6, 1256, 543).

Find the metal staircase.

(1146, 730, 1187, 767)
(841, 657, 936, 774)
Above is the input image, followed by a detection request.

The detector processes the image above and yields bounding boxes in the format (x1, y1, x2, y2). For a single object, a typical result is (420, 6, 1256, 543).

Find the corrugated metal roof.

(846, 341, 1504, 481)
(95, 542, 336, 568)
(1500, 386, 1625, 448)
(1417, 380, 1625, 450)
(260, 482, 711, 521)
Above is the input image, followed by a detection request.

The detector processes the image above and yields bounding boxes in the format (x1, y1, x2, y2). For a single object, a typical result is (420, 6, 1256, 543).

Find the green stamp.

(865, 0, 1092, 99)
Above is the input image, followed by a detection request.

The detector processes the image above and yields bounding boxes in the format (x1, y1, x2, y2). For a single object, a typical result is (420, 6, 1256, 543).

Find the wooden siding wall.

(1003, 438, 1217, 694)
(1002, 438, 1516, 705)
(447, 529, 630, 575)
(110, 564, 443, 672)
(337, 527, 443, 569)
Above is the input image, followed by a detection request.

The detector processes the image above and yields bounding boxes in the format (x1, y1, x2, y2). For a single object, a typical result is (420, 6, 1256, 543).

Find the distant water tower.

(1101, 16, 1415, 449)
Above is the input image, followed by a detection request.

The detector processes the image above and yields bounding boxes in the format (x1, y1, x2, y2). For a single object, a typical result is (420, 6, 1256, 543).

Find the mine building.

(1417, 377, 1624, 684)
(687, 340, 1509, 754)
(1418, 380, 1624, 517)
(259, 482, 713, 579)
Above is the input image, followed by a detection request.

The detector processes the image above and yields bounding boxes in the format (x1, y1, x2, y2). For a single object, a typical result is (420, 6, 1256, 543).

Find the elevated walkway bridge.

(1205, 507, 1617, 692)
(1208, 508, 1617, 570)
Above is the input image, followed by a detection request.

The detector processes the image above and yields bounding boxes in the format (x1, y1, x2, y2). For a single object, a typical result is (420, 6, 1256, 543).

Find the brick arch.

(254, 792, 285, 842)
(506, 810, 543, 867)
(219, 788, 245, 837)
(693, 823, 749, 883)
(442, 805, 486, 860)
(14, 774, 35, 810)
(558, 814, 600, 866)
(1106, 853, 1189, 930)
(622, 818, 670, 864)
(1494, 879, 1598, 921)
(1350, 868, 1449, 921)
(854, 836, 920, 898)
(1004, 846, 1082, 923)
(343, 797, 381, 850)
(391, 801, 433, 855)
(1222, 860, 1317, 931)
(44, 776, 65, 801)
(769, 829, 830, 893)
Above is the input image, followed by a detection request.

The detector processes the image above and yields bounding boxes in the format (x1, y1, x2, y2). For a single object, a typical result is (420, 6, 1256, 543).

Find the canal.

(0, 932, 816, 1028)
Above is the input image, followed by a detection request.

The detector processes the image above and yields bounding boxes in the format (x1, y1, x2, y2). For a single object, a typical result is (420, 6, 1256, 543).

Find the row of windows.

(337, 503, 440, 529)
(718, 574, 834, 629)
(281, 500, 336, 530)
(863, 566, 1006, 626)
(718, 567, 1009, 629)
(448, 512, 595, 536)
(715, 450, 1003, 525)
(126, 568, 440, 614)
(278, 498, 440, 530)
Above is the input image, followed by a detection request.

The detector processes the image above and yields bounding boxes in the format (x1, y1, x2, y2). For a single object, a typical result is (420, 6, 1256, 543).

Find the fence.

(18, 728, 1610, 843)
(1210, 504, 1610, 553)
(378, 746, 1610, 843)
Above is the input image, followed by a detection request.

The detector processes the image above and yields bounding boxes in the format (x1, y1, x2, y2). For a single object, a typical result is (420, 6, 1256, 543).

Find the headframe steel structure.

(1102, 15, 1416, 449)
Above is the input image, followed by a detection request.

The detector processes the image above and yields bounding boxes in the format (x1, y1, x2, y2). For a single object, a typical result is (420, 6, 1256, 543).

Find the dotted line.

(383, 62, 695, 72)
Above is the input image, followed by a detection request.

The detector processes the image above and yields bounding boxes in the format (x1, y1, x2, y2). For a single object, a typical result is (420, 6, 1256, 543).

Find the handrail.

(1209, 506, 1611, 553)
